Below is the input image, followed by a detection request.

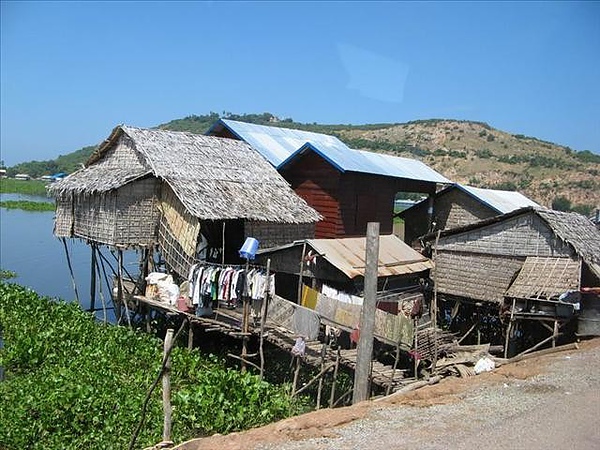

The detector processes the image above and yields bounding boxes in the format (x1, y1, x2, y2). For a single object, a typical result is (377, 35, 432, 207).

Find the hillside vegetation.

(7, 113, 600, 214)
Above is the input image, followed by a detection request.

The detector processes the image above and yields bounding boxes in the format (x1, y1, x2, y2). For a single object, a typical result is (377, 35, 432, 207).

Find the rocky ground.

(175, 338, 600, 450)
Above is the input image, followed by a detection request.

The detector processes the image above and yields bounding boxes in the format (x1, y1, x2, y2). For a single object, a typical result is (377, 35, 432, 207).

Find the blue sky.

(1, 1, 599, 167)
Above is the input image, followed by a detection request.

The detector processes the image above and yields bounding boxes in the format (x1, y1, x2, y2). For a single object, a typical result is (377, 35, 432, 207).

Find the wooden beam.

(353, 222, 379, 404)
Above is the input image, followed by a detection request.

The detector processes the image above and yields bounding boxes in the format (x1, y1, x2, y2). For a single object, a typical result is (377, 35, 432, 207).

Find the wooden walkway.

(132, 295, 413, 392)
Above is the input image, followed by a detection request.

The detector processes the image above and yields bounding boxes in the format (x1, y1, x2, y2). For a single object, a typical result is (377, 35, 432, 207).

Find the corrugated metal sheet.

(211, 119, 450, 184)
(458, 184, 539, 214)
(306, 234, 433, 279)
(216, 119, 349, 167)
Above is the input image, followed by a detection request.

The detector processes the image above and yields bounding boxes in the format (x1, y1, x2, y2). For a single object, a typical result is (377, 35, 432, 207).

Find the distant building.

(14, 174, 31, 181)
(0, 169, 7, 178)
(207, 119, 450, 238)
(397, 183, 540, 245)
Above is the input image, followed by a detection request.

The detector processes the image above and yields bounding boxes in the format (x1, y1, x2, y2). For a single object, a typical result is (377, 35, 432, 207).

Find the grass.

(0, 178, 49, 196)
(0, 200, 55, 212)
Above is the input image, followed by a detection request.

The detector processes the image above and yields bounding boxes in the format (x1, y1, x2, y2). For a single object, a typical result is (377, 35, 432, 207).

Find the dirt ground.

(173, 338, 600, 450)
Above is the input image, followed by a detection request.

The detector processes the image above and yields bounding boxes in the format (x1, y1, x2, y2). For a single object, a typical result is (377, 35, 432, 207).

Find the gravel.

(256, 341, 600, 450)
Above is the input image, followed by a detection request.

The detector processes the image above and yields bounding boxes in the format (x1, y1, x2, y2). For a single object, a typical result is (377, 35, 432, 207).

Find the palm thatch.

(506, 256, 581, 300)
(50, 125, 321, 224)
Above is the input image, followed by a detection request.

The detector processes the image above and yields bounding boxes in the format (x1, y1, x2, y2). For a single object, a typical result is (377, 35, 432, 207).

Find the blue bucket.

(239, 237, 259, 260)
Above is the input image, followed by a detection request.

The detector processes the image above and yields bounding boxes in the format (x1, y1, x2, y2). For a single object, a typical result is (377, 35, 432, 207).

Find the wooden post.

(117, 248, 131, 327)
(504, 298, 516, 358)
(297, 242, 307, 304)
(291, 355, 301, 396)
(316, 343, 327, 409)
(353, 222, 379, 404)
(187, 321, 194, 350)
(387, 341, 401, 396)
(90, 244, 97, 312)
(329, 346, 340, 408)
(162, 329, 174, 444)
(431, 230, 440, 372)
(414, 318, 419, 379)
(61, 237, 80, 305)
(221, 221, 226, 266)
(259, 258, 271, 380)
(552, 319, 558, 348)
(241, 259, 250, 373)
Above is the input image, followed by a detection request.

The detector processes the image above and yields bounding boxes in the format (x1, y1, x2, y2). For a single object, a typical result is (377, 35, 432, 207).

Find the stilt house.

(49, 125, 321, 278)
(422, 207, 600, 350)
(398, 183, 539, 245)
(207, 119, 450, 239)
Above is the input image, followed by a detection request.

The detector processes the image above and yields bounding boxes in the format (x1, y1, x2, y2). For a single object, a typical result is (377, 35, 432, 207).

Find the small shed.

(207, 119, 450, 238)
(256, 234, 433, 348)
(398, 183, 540, 245)
(49, 125, 321, 278)
(256, 234, 433, 308)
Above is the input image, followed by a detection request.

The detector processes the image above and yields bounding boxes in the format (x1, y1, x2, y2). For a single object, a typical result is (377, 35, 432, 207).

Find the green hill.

(7, 113, 600, 214)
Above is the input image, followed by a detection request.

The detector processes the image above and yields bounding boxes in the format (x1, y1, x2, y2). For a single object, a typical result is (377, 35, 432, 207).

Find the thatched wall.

(54, 196, 74, 238)
(157, 185, 200, 278)
(245, 221, 315, 249)
(435, 251, 524, 304)
(434, 189, 497, 230)
(55, 178, 159, 246)
(436, 212, 573, 258)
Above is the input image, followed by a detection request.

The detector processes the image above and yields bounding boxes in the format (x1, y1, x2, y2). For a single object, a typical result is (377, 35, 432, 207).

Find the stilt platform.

(131, 295, 411, 392)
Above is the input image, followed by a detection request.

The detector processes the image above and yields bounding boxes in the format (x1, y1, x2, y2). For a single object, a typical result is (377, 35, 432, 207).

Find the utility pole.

(353, 222, 380, 404)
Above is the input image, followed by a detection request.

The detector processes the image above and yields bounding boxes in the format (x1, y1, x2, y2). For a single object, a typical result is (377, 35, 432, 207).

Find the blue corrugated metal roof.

(212, 119, 350, 167)
(457, 184, 540, 214)
(209, 119, 450, 184)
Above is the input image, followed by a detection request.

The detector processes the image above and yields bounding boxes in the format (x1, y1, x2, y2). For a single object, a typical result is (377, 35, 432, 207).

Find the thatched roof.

(50, 125, 321, 224)
(505, 256, 581, 300)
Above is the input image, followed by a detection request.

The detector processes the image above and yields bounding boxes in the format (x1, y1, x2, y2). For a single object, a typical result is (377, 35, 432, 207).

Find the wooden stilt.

(259, 259, 270, 380)
(553, 320, 558, 348)
(241, 260, 250, 373)
(297, 242, 307, 304)
(386, 341, 401, 396)
(61, 237, 80, 305)
(431, 230, 441, 372)
(291, 355, 301, 397)
(94, 251, 108, 324)
(414, 318, 419, 378)
(316, 343, 327, 409)
(329, 347, 340, 408)
(187, 321, 194, 350)
(90, 244, 97, 312)
(162, 329, 174, 444)
(504, 298, 516, 358)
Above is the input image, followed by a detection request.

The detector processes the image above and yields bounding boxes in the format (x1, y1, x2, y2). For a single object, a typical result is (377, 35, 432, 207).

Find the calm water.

(0, 194, 139, 313)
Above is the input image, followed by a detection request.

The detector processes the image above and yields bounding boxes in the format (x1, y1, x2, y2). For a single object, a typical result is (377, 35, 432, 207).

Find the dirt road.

(175, 338, 600, 450)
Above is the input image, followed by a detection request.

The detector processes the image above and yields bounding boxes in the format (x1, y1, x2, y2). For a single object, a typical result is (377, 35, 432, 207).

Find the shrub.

(551, 196, 571, 211)
(0, 283, 300, 449)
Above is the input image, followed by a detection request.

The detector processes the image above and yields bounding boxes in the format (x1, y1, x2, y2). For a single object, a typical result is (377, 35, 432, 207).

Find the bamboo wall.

(69, 178, 159, 246)
(157, 185, 200, 278)
(435, 189, 497, 230)
(435, 251, 524, 304)
(244, 221, 315, 249)
(436, 213, 574, 258)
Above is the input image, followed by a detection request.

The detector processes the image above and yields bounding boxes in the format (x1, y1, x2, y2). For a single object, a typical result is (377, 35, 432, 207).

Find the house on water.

(397, 183, 540, 246)
(49, 125, 321, 281)
(421, 206, 600, 354)
(207, 119, 451, 238)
